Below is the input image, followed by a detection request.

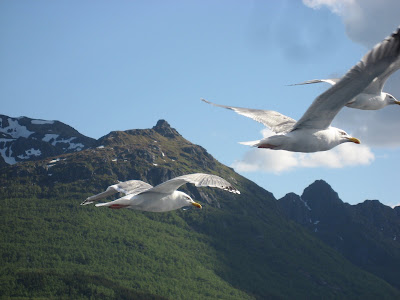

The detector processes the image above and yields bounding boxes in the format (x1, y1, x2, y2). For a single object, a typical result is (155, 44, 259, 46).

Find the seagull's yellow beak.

(347, 137, 361, 144)
(191, 202, 202, 209)
(395, 100, 400, 105)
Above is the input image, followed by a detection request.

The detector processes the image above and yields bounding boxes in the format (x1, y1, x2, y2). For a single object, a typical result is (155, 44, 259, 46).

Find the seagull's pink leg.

(109, 204, 130, 209)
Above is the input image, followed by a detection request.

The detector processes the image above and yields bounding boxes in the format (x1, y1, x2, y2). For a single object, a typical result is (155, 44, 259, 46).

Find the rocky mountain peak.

(303, 179, 332, 193)
(301, 179, 343, 208)
(152, 119, 180, 138)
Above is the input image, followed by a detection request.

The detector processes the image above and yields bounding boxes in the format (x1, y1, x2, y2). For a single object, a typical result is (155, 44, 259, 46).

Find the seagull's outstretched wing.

(362, 59, 400, 94)
(201, 98, 296, 134)
(290, 66, 400, 96)
(142, 173, 240, 195)
(288, 78, 340, 86)
(293, 26, 400, 131)
(81, 180, 153, 205)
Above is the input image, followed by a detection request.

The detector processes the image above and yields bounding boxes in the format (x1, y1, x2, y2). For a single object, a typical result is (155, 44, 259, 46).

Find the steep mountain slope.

(0, 114, 95, 165)
(1, 120, 399, 299)
(278, 180, 400, 289)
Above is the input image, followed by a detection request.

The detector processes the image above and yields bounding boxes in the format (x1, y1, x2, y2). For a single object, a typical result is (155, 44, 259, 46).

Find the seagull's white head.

(337, 129, 361, 145)
(384, 93, 400, 106)
(175, 191, 202, 209)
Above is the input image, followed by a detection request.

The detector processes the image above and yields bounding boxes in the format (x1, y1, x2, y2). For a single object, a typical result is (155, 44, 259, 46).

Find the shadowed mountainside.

(278, 180, 400, 290)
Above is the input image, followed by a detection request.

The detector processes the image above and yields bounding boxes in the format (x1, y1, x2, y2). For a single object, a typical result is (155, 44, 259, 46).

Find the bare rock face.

(152, 119, 181, 138)
(278, 192, 311, 225)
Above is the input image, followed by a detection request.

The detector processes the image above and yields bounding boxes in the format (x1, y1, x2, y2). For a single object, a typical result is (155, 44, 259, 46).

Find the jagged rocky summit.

(0, 115, 185, 167)
(0, 117, 226, 199)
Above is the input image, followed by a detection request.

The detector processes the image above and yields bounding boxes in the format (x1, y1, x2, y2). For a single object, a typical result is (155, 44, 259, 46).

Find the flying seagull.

(202, 26, 400, 153)
(81, 173, 240, 212)
(289, 60, 400, 110)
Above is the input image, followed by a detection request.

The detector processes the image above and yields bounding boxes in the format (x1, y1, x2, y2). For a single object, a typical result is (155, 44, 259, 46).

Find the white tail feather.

(239, 140, 260, 147)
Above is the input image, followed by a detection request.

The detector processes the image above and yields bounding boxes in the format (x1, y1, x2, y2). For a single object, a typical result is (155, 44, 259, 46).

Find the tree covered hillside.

(1, 120, 398, 299)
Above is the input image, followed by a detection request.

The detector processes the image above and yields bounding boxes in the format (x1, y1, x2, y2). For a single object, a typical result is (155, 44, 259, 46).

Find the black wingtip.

(392, 26, 400, 37)
(387, 26, 400, 41)
(382, 26, 400, 57)
(392, 26, 400, 53)
(224, 185, 241, 194)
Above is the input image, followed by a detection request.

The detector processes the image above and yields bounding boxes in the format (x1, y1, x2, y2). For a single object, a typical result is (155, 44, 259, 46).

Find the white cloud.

(232, 129, 374, 173)
(232, 148, 299, 173)
(300, 143, 374, 167)
(232, 144, 374, 173)
(303, 0, 356, 15)
(303, 0, 400, 47)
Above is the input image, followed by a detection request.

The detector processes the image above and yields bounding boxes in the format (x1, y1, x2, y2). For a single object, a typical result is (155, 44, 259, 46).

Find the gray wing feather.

(115, 180, 153, 195)
(201, 98, 296, 134)
(293, 26, 400, 131)
(142, 173, 240, 195)
(81, 180, 153, 205)
(362, 59, 400, 94)
(288, 78, 340, 86)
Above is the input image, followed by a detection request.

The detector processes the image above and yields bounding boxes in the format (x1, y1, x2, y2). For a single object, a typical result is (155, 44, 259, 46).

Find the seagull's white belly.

(346, 94, 386, 110)
(261, 128, 340, 152)
(127, 193, 179, 212)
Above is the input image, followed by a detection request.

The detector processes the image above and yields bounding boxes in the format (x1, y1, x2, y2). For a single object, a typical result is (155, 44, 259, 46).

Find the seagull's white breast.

(127, 191, 185, 212)
(346, 93, 386, 110)
(277, 128, 343, 152)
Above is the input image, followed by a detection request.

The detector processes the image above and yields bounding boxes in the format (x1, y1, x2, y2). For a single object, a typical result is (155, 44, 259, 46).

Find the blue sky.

(1, 0, 400, 207)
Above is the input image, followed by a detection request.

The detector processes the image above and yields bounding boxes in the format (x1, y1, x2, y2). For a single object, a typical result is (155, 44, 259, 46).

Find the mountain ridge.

(0, 114, 96, 165)
(278, 180, 400, 289)
(1, 116, 399, 299)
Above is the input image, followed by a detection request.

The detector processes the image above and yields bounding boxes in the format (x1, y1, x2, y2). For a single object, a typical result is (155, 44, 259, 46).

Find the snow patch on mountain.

(31, 119, 55, 125)
(0, 114, 96, 165)
(17, 148, 42, 159)
(299, 196, 312, 211)
(59, 138, 85, 151)
(43, 134, 59, 143)
(0, 117, 34, 138)
(0, 140, 16, 164)
(42, 134, 85, 151)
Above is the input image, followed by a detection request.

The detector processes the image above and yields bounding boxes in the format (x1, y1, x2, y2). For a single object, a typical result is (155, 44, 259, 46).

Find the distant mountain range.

(278, 180, 400, 289)
(0, 114, 95, 166)
(1, 114, 399, 299)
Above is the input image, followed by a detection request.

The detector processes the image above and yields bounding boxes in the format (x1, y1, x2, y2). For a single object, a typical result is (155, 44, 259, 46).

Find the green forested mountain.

(1, 120, 399, 299)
